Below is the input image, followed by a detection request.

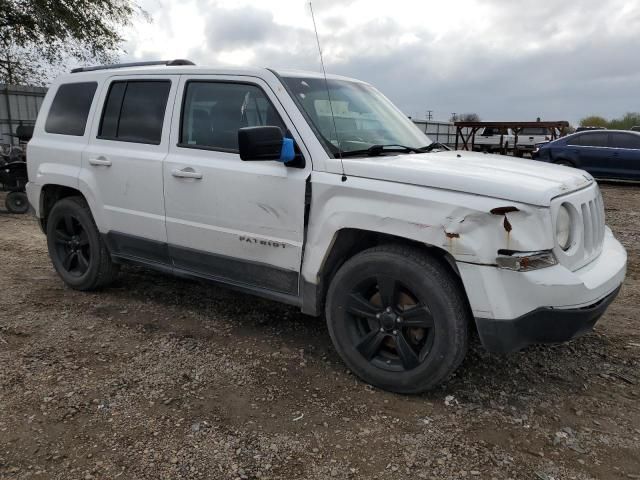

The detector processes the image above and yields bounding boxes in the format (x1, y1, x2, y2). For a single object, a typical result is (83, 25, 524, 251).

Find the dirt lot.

(0, 184, 638, 480)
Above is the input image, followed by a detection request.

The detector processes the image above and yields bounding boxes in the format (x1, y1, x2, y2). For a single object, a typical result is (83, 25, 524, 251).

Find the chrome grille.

(581, 192, 605, 256)
(553, 184, 606, 271)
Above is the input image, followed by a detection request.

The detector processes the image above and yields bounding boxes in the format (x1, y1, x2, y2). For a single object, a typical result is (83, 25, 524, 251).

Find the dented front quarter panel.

(301, 171, 553, 284)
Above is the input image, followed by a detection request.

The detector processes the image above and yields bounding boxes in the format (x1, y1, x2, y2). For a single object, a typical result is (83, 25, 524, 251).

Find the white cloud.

(121, 0, 640, 123)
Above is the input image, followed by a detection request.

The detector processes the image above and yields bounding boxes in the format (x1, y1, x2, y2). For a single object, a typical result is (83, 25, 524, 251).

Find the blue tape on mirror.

(279, 138, 295, 163)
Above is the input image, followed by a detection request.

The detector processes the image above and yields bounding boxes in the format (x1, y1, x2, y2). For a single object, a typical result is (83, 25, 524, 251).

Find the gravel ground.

(0, 183, 638, 480)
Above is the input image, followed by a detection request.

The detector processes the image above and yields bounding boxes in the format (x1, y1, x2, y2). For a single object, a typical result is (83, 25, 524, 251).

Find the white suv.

(26, 60, 627, 393)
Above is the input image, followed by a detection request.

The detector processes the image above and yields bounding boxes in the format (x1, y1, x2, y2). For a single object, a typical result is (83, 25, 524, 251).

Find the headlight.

(556, 204, 572, 250)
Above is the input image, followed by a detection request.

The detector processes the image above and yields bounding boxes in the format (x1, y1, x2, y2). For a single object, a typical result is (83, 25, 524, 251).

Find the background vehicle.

(471, 127, 514, 153)
(576, 126, 606, 133)
(26, 61, 626, 394)
(533, 130, 640, 180)
(514, 127, 551, 157)
(0, 125, 32, 213)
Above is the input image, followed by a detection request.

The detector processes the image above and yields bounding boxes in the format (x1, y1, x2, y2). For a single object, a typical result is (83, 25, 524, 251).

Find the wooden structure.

(453, 121, 571, 153)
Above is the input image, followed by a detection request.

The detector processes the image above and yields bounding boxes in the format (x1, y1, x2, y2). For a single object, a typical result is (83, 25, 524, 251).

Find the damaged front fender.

(302, 173, 555, 285)
(439, 204, 553, 263)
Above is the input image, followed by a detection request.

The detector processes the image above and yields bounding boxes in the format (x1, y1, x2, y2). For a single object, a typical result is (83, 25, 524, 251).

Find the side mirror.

(238, 126, 295, 163)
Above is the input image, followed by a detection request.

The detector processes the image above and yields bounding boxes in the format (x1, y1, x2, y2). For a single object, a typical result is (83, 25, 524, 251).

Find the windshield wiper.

(339, 144, 427, 158)
(422, 142, 451, 152)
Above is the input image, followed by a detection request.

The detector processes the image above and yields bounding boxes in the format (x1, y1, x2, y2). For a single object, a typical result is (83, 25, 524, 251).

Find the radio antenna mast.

(309, 1, 346, 182)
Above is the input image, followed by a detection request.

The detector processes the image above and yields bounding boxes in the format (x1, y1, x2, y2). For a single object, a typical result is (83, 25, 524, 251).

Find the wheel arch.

(40, 184, 87, 230)
(301, 228, 467, 317)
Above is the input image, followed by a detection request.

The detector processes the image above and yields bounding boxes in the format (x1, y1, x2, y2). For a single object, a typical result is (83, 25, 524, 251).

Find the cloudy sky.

(122, 0, 640, 124)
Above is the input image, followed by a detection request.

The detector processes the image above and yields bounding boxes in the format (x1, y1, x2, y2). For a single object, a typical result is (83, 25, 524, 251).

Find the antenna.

(309, 1, 346, 182)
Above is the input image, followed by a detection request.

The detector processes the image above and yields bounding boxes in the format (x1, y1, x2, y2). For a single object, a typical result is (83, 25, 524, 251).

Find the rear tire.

(46, 197, 118, 290)
(325, 245, 470, 394)
(5, 191, 29, 214)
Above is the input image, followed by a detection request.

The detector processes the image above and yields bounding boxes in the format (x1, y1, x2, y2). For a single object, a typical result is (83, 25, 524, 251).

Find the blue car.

(533, 130, 640, 180)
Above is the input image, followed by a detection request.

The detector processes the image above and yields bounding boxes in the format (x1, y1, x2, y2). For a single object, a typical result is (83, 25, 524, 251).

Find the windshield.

(281, 76, 432, 157)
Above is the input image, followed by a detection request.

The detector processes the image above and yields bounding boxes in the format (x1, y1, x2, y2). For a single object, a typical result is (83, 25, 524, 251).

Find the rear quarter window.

(45, 82, 98, 136)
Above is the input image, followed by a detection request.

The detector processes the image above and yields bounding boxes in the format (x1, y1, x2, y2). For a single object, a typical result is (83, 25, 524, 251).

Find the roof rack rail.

(70, 59, 195, 74)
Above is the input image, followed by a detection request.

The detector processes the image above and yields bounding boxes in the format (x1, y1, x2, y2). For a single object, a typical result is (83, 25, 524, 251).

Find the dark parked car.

(533, 130, 640, 180)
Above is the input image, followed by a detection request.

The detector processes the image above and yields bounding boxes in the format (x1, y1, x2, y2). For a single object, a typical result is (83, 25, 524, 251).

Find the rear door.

(607, 132, 640, 180)
(163, 75, 311, 297)
(81, 75, 178, 264)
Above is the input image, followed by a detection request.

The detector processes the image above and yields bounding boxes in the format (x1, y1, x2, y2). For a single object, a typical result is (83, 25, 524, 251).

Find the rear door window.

(609, 133, 640, 149)
(45, 82, 98, 136)
(98, 80, 171, 144)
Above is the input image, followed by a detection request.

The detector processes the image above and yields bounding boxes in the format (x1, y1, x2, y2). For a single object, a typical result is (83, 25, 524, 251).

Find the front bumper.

(475, 286, 620, 353)
(457, 227, 626, 352)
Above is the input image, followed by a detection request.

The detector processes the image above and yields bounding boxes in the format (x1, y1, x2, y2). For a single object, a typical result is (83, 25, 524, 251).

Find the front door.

(81, 76, 178, 264)
(571, 131, 609, 176)
(163, 75, 311, 297)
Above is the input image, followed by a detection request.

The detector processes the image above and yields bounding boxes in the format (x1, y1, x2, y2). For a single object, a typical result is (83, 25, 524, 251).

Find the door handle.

(89, 157, 112, 167)
(171, 168, 203, 179)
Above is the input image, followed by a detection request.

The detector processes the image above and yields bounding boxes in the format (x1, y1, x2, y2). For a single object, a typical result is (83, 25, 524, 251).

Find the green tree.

(579, 115, 608, 128)
(579, 113, 640, 130)
(608, 112, 640, 130)
(0, 0, 144, 85)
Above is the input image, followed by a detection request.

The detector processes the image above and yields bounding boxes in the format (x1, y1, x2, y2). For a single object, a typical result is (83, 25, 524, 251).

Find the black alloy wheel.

(326, 245, 470, 394)
(346, 275, 435, 372)
(52, 214, 91, 277)
(46, 197, 118, 290)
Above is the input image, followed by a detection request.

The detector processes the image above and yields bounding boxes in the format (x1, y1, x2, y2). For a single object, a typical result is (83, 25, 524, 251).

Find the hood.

(341, 150, 593, 206)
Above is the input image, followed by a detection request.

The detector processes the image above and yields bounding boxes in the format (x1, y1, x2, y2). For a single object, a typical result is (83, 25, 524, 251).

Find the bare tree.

(451, 113, 481, 123)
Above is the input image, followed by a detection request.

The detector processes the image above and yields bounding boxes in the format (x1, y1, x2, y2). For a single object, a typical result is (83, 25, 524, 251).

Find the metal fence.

(411, 119, 470, 147)
(1, 84, 47, 146)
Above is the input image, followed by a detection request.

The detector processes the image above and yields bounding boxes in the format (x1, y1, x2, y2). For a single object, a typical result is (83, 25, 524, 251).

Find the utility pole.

(426, 110, 433, 121)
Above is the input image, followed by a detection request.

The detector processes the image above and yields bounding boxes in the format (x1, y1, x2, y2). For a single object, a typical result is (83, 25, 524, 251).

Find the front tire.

(46, 197, 118, 290)
(325, 245, 470, 394)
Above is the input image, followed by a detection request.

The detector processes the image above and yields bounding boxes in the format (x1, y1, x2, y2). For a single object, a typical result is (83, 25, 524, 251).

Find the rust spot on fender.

(445, 232, 460, 239)
(490, 206, 519, 215)
(490, 206, 515, 233)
